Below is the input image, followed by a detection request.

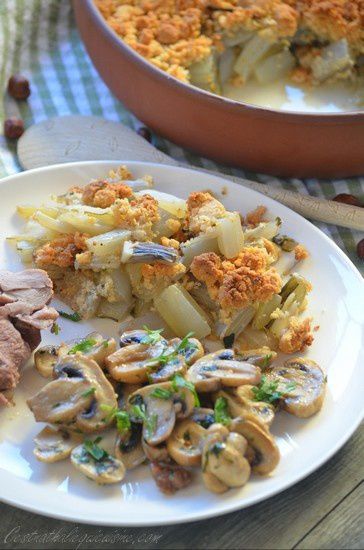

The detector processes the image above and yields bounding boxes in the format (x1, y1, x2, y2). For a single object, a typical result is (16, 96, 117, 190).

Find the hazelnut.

(4, 117, 25, 139)
(7, 74, 31, 100)
(137, 127, 152, 142)
(333, 193, 362, 207)
(357, 239, 364, 261)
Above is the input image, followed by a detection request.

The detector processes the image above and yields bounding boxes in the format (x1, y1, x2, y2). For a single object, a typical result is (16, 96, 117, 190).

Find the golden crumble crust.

(34, 233, 88, 269)
(82, 180, 133, 208)
(278, 316, 314, 353)
(190, 248, 282, 312)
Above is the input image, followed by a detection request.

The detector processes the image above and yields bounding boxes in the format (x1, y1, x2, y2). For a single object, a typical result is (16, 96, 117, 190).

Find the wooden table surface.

(0, 424, 362, 550)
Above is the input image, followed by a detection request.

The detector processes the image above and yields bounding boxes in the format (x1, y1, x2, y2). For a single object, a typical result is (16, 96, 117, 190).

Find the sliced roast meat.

(0, 269, 58, 406)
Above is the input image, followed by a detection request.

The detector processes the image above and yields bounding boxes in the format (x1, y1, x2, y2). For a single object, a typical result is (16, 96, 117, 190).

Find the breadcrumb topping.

(278, 316, 314, 353)
(186, 191, 226, 234)
(82, 179, 133, 208)
(96, 1, 364, 86)
(190, 248, 282, 313)
(34, 233, 88, 269)
(112, 193, 160, 240)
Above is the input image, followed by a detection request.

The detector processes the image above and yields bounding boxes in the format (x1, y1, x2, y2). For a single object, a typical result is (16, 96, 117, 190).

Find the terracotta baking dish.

(73, 0, 364, 178)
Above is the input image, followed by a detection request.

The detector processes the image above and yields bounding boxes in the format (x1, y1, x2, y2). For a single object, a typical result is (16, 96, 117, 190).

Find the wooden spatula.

(17, 115, 364, 231)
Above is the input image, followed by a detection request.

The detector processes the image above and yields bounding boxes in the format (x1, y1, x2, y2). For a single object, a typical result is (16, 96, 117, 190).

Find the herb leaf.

(150, 387, 173, 400)
(68, 338, 97, 355)
(100, 404, 131, 434)
(172, 373, 200, 407)
(51, 322, 60, 335)
(214, 397, 231, 426)
(58, 310, 81, 322)
(81, 387, 96, 398)
(146, 331, 196, 367)
(83, 438, 108, 461)
(252, 375, 296, 404)
(140, 326, 164, 345)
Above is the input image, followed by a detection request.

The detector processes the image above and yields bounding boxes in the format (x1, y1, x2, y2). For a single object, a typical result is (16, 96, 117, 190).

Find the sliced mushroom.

(34, 345, 59, 378)
(167, 418, 207, 466)
(191, 407, 215, 429)
(71, 444, 125, 484)
(214, 387, 275, 429)
(114, 422, 145, 469)
(266, 358, 326, 418)
(115, 382, 143, 409)
(33, 426, 82, 463)
(148, 355, 186, 384)
(236, 348, 277, 369)
(202, 424, 251, 493)
(58, 332, 117, 368)
(230, 417, 280, 475)
(169, 337, 204, 365)
(27, 378, 92, 424)
(56, 356, 118, 432)
(105, 339, 167, 383)
(28, 355, 117, 433)
(119, 329, 168, 348)
(128, 381, 195, 446)
(186, 350, 261, 392)
(121, 241, 179, 264)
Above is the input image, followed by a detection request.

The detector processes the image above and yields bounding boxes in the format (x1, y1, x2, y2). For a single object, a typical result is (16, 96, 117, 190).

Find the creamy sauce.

(223, 77, 364, 113)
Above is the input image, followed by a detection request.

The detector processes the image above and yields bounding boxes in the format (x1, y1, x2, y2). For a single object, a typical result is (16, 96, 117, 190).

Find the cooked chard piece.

(311, 39, 354, 83)
(190, 54, 220, 93)
(216, 212, 244, 259)
(254, 49, 295, 84)
(186, 349, 261, 392)
(180, 233, 219, 268)
(202, 425, 251, 494)
(266, 358, 326, 418)
(85, 229, 130, 257)
(71, 441, 126, 484)
(34, 426, 82, 463)
(121, 241, 179, 264)
(234, 34, 277, 82)
(252, 295, 282, 330)
(221, 306, 256, 339)
(154, 284, 211, 340)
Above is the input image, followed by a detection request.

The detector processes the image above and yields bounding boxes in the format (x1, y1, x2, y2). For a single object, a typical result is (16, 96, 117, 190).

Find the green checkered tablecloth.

(0, 0, 363, 273)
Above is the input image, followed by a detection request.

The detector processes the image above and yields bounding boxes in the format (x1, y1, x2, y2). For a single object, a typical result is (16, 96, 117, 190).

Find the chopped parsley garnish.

(81, 387, 96, 398)
(150, 387, 173, 400)
(214, 397, 231, 426)
(172, 373, 200, 407)
(68, 338, 97, 355)
(252, 375, 296, 404)
(140, 326, 164, 345)
(100, 404, 131, 434)
(102, 340, 109, 348)
(83, 437, 108, 461)
(146, 332, 196, 367)
(58, 310, 81, 322)
(51, 322, 60, 335)
(261, 354, 273, 369)
(145, 413, 158, 438)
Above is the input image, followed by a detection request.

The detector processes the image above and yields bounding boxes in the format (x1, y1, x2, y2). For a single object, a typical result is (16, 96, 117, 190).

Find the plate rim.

(0, 160, 363, 526)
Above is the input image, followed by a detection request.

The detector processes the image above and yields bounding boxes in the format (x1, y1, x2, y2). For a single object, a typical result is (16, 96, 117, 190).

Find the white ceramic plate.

(0, 161, 363, 526)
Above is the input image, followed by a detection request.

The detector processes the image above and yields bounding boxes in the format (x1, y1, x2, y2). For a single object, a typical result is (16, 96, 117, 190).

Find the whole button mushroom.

(202, 424, 251, 493)
(230, 417, 280, 475)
